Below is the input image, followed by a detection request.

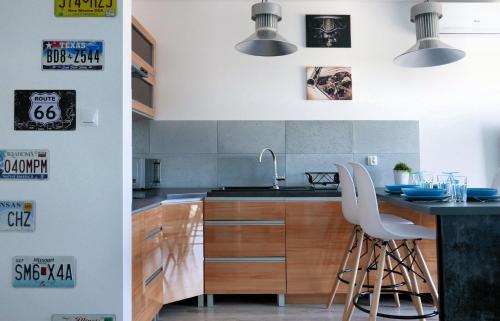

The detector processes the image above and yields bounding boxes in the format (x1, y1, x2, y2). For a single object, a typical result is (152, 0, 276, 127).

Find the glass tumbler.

(420, 173, 434, 189)
(452, 176, 468, 203)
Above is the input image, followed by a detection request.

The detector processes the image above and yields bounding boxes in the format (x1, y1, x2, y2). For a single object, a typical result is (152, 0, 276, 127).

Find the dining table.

(376, 188, 500, 321)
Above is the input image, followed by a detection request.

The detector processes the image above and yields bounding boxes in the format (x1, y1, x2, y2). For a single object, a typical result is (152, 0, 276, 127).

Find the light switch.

(81, 109, 99, 127)
(367, 155, 378, 166)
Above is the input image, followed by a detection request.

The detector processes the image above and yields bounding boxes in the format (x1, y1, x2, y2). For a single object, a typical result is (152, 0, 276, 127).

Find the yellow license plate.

(54, 0, 116, 17)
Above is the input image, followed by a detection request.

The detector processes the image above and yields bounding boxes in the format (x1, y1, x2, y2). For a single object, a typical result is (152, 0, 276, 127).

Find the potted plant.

(393, 162, 412, 184)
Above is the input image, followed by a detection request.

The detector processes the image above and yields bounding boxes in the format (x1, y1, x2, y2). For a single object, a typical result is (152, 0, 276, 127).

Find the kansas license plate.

(0, 201, 35, 232)
(52, 315, 115, 321)
(13, 256, 76, 288)
(43, 41, 104, 71)
(55, 0, 116, 17)
(0, 150, 49, 180)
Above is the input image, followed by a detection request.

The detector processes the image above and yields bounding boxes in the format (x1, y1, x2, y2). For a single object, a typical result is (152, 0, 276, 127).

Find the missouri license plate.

(13, 256, 76, 288)
(0, 201, 35, 232)
(43, 40, 104, 71)
(54, 0, 116, 17)
(0, 150, 49, 180)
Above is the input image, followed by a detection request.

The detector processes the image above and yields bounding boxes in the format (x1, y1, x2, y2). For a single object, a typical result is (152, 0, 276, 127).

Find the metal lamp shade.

(236, 1, 297, 57)
(394, 1, 465, 68)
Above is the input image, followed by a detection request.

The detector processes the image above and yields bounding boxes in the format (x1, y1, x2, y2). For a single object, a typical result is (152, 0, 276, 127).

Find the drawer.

(143, 246, 162, 283)
(204, 223, 285, 257)
(144, 206, 162, 233)
(205, 260, 286, 294)
(205, 201, 285, 221)
(143, 226, 162, 255)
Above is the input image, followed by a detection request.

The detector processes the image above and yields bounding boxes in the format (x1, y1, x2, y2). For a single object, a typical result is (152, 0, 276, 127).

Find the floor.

(159, 296, 439, 321)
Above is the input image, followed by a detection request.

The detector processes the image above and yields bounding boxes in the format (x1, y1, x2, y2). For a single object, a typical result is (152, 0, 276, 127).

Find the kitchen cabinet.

(132, 16, 156, 119)
(204, 201, 286, 296)
(162, 202, 204, 304)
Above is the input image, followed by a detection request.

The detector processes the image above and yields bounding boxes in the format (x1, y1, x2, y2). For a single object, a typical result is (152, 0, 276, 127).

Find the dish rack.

(305, 172, 340, 189)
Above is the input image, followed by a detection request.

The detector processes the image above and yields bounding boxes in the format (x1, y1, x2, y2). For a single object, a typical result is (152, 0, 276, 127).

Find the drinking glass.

(452, 176, 468, 203)
(420, 173, 434, 189)
(410, 172, 422, 185)
(443, 171, 459, 201)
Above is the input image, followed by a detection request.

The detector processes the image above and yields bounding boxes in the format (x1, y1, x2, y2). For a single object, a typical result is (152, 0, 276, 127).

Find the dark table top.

(376, 188, 500, 216)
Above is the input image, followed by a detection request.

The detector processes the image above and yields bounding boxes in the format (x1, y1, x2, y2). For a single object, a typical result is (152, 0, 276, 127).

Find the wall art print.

(306, 67, 352, 101)
(306, 15, 351, 48)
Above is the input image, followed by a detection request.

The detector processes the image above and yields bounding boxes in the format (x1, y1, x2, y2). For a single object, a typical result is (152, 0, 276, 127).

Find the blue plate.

(467, 188, 498, 197)
(384, 184, 419, 194)
(402, 194, 449, 201)
(402, 188, 447, 197)
(467, 194, 500, 201)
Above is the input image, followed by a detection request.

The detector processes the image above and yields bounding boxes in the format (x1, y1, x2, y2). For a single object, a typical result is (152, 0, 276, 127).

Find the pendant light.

(235, 0, 297, 57)
(394, 0, 465, 68)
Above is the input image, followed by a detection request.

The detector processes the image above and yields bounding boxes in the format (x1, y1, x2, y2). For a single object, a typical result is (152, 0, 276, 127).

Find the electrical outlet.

(367, 155, 378, 166)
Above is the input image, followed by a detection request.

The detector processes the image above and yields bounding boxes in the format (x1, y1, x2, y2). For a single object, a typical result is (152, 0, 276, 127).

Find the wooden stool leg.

(369, 242, 387, 321)
(326, 226, 358, 309)
(389, 240, 423, 317)
(342, 231, 365, 313)
(385, 252, 401, 307)
(342, 240, 375, 321)
(414, 241, 439, 309)
(402, 241, 426, 321)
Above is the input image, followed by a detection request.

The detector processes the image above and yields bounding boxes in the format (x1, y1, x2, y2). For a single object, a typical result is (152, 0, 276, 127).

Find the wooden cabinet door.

(286, 202, 351, 295)
(162, 202, 204, 304)
(132, 214, 146, 321)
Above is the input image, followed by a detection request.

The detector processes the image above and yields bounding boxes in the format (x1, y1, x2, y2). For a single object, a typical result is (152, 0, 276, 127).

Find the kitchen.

(1, 1, 500, 321)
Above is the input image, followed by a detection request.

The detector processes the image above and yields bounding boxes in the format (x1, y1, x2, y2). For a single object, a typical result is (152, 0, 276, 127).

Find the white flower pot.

(393, 170, 410, 185)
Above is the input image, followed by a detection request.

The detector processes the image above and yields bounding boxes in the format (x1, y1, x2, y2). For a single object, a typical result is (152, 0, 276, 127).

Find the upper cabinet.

(132, 16, 156, 119)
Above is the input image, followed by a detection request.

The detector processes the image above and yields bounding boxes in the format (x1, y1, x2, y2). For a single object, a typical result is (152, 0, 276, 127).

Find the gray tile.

(353, 121, 419, 153)
(286, 121, 353, 154)
(217, 154, 286, 187)
(285, 154, 354, 186)
(158, 154, 217, 188)
(132, 118, 150, 155)
(218, 121, 286, 154)
(150, 121, 217, 154)
(353, 154, 420, 187)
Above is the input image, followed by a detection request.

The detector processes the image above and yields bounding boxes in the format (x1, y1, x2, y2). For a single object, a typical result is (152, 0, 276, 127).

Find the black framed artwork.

(306, 15, 351, 48)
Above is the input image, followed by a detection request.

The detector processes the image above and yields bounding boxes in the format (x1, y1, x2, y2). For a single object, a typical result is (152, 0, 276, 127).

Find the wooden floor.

(159, 296, 439, 321)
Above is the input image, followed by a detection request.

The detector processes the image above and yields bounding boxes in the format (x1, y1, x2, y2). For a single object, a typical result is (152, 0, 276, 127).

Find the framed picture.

(306, 67, 352, 101)
(306, 15, 351, 48)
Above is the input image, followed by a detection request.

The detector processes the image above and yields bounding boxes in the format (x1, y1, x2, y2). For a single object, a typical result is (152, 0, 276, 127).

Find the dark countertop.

(206, 186, 341, 198)
(376, 188, 500, 216)
(132, 188, 210, 214)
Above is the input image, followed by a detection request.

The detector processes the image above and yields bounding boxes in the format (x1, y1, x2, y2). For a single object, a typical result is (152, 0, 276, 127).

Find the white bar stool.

(326, 164, 414, 315)
(348, 162, 439, 321)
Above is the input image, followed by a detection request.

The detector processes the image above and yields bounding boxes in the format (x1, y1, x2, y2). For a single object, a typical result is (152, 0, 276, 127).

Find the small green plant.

(393, 162, 412, 173)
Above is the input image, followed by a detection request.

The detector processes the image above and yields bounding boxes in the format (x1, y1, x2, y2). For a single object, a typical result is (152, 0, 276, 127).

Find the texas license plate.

(42, 40, 104, 70)
(0, 150, 49, 180)
(54, 0, 116, 17)
(0, 201, 35, 232)
(13, 256, 76, 288)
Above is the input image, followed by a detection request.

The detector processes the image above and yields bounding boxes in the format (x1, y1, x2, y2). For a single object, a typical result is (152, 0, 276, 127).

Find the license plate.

(54, 0, 116, 17)
(43, 41, 104, 71)
(13, 256, 76, 288)
(0, 201, 35, 232)
(52, 315, 115, 321)
(0, 150, 49, 180)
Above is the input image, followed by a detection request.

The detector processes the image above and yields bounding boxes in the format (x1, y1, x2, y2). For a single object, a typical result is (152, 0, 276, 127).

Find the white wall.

(0, 1, 132, 321)
(133, 0, 500, 186)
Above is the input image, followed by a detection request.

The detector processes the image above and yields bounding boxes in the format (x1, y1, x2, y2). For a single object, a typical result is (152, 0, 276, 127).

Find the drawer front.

(205, 201, 285, 221)
(143, 226, 162, 255)
(143, 246, 162, 283)
(144, 206, 162, 233)
(205, 261, 286, 294)
(204, 223, 285, 257)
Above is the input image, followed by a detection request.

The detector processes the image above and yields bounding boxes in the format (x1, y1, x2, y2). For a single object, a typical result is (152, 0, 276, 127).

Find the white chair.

(348, 162, 439, 321)
(491, 167, 500, 190)
(326, 164, 413, 312)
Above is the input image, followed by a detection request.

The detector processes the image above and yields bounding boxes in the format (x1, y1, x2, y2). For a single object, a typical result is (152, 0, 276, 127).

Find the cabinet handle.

(144, 267, 163, 287)
(144, 227, 162, 241)
(204, 220, 284, 226)
(205, 257, 286, 263)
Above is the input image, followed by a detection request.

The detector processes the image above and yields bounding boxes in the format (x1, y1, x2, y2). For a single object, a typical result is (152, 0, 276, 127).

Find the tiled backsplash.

(133, 120, 420, 187)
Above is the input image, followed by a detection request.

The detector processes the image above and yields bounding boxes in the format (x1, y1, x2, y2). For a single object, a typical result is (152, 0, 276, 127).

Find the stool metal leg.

(369, 242, 387, 321)
(385, 253, 401, 307)
(326, 226, 358, 309)
(342, 242, 375, 321)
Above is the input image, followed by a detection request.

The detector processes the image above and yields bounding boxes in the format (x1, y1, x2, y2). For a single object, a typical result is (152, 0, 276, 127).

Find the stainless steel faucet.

(259, 148, 285, 189)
